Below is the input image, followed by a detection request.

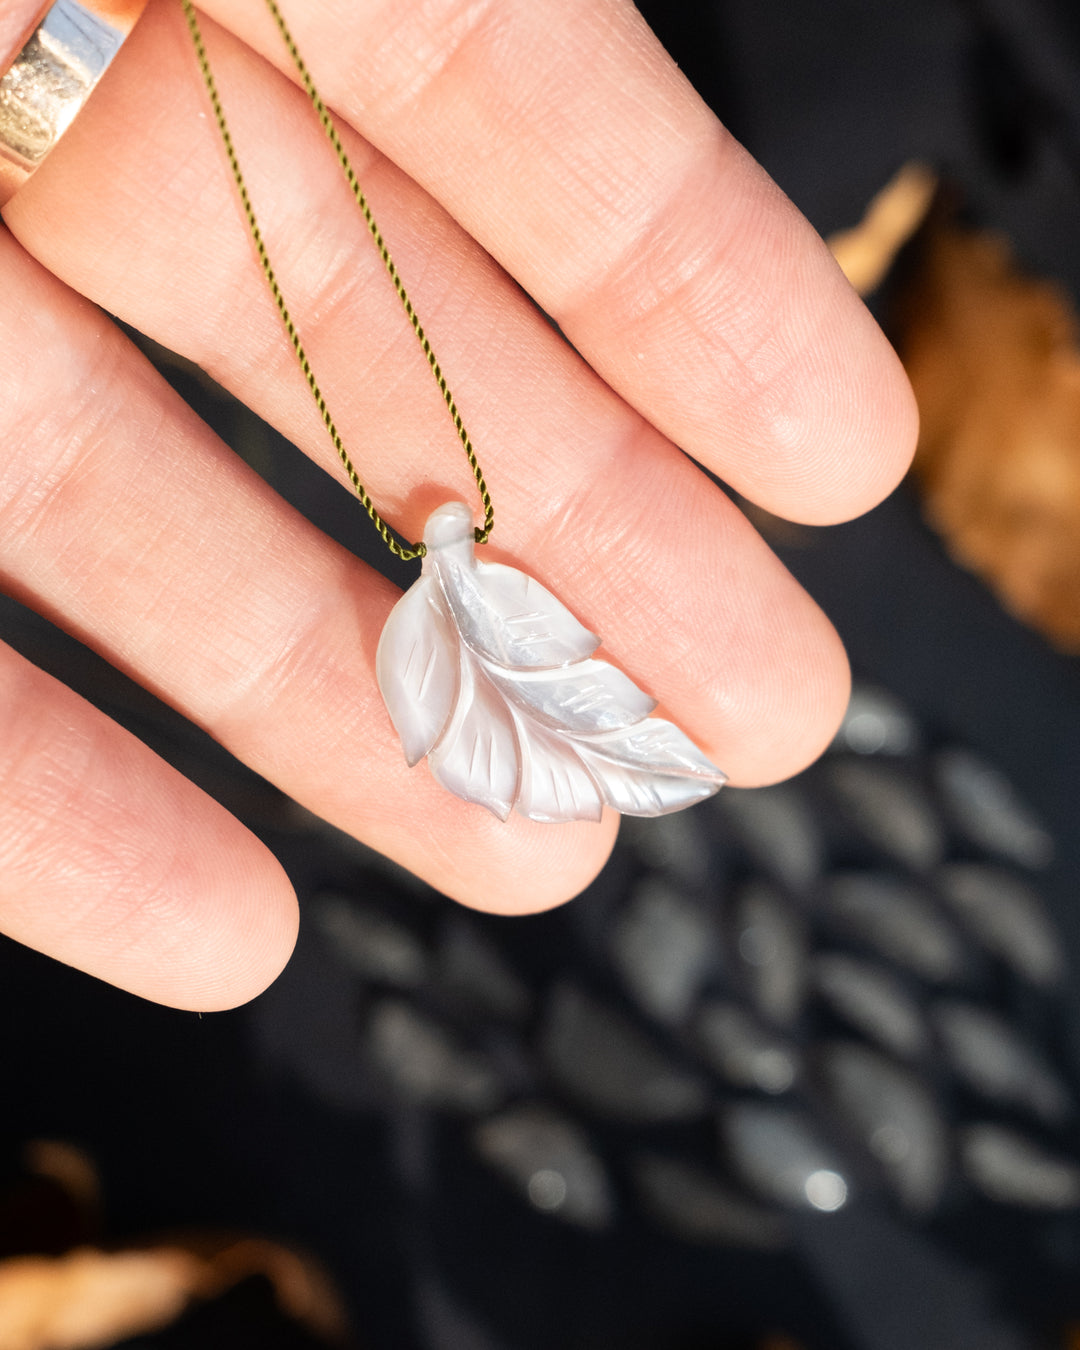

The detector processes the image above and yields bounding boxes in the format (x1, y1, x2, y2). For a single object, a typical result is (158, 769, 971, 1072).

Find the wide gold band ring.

(0, 0, 149, 207)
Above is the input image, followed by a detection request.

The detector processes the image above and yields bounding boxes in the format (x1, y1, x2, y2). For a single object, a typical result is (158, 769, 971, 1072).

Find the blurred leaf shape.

(896, 214, 1080, 653)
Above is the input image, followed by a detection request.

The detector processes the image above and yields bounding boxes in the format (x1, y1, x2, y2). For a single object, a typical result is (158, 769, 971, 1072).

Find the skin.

(0, 0, 918, 1009)
(0, 2, 45, 63)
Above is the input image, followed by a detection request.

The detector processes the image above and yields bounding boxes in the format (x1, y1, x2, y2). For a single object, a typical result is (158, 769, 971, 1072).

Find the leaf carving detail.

(376, 503, 726, 821)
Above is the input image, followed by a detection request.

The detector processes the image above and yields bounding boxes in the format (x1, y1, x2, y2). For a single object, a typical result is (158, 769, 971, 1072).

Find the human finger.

(3, 3, 849, 793)
(197, 0, 920, 524)
(0, 637, 297, 1010)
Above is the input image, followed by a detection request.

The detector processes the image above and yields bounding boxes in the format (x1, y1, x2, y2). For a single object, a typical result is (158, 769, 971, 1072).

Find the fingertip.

(92, 810, 301, 1013)
(715, 582, 852, 789)
(783, 268, 920, 526)
(431, 809, 621, 918)
(167, 849, 301, 1013)
(566, 142, 922, 528)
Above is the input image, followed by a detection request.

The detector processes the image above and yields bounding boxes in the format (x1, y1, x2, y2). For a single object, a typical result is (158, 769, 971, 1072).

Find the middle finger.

(3, 3, 849, 786)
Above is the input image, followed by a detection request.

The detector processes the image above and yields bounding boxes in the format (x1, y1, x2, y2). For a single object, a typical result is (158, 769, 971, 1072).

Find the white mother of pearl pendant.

(376, 502, 726, 821)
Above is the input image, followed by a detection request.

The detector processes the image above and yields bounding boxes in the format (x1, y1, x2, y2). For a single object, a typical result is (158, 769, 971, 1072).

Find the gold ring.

(0, 0, 149, 207)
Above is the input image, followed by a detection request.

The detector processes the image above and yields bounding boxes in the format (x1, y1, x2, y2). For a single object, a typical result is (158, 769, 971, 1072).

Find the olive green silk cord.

(181, 0, 494, 561)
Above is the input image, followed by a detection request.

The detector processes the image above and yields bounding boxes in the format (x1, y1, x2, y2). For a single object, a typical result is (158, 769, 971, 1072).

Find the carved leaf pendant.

(377, 503, 727, 822)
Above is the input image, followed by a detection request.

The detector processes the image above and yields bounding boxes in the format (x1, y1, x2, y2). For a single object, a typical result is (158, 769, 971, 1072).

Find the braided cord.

(181, 0, 494, 560)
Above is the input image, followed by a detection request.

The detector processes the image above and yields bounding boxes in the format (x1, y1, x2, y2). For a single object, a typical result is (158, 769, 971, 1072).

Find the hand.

(0, 0, 917, 1009)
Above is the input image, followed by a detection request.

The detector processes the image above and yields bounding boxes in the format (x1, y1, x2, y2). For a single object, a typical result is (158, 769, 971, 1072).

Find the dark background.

(1, 0, 1079, 1346)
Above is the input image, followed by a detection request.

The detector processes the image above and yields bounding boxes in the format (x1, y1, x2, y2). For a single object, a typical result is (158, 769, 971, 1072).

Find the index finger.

(201, 0, 919, 523)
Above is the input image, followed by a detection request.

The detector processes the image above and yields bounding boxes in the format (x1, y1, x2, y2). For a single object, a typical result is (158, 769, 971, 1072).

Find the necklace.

(183, 0, 726, 821)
